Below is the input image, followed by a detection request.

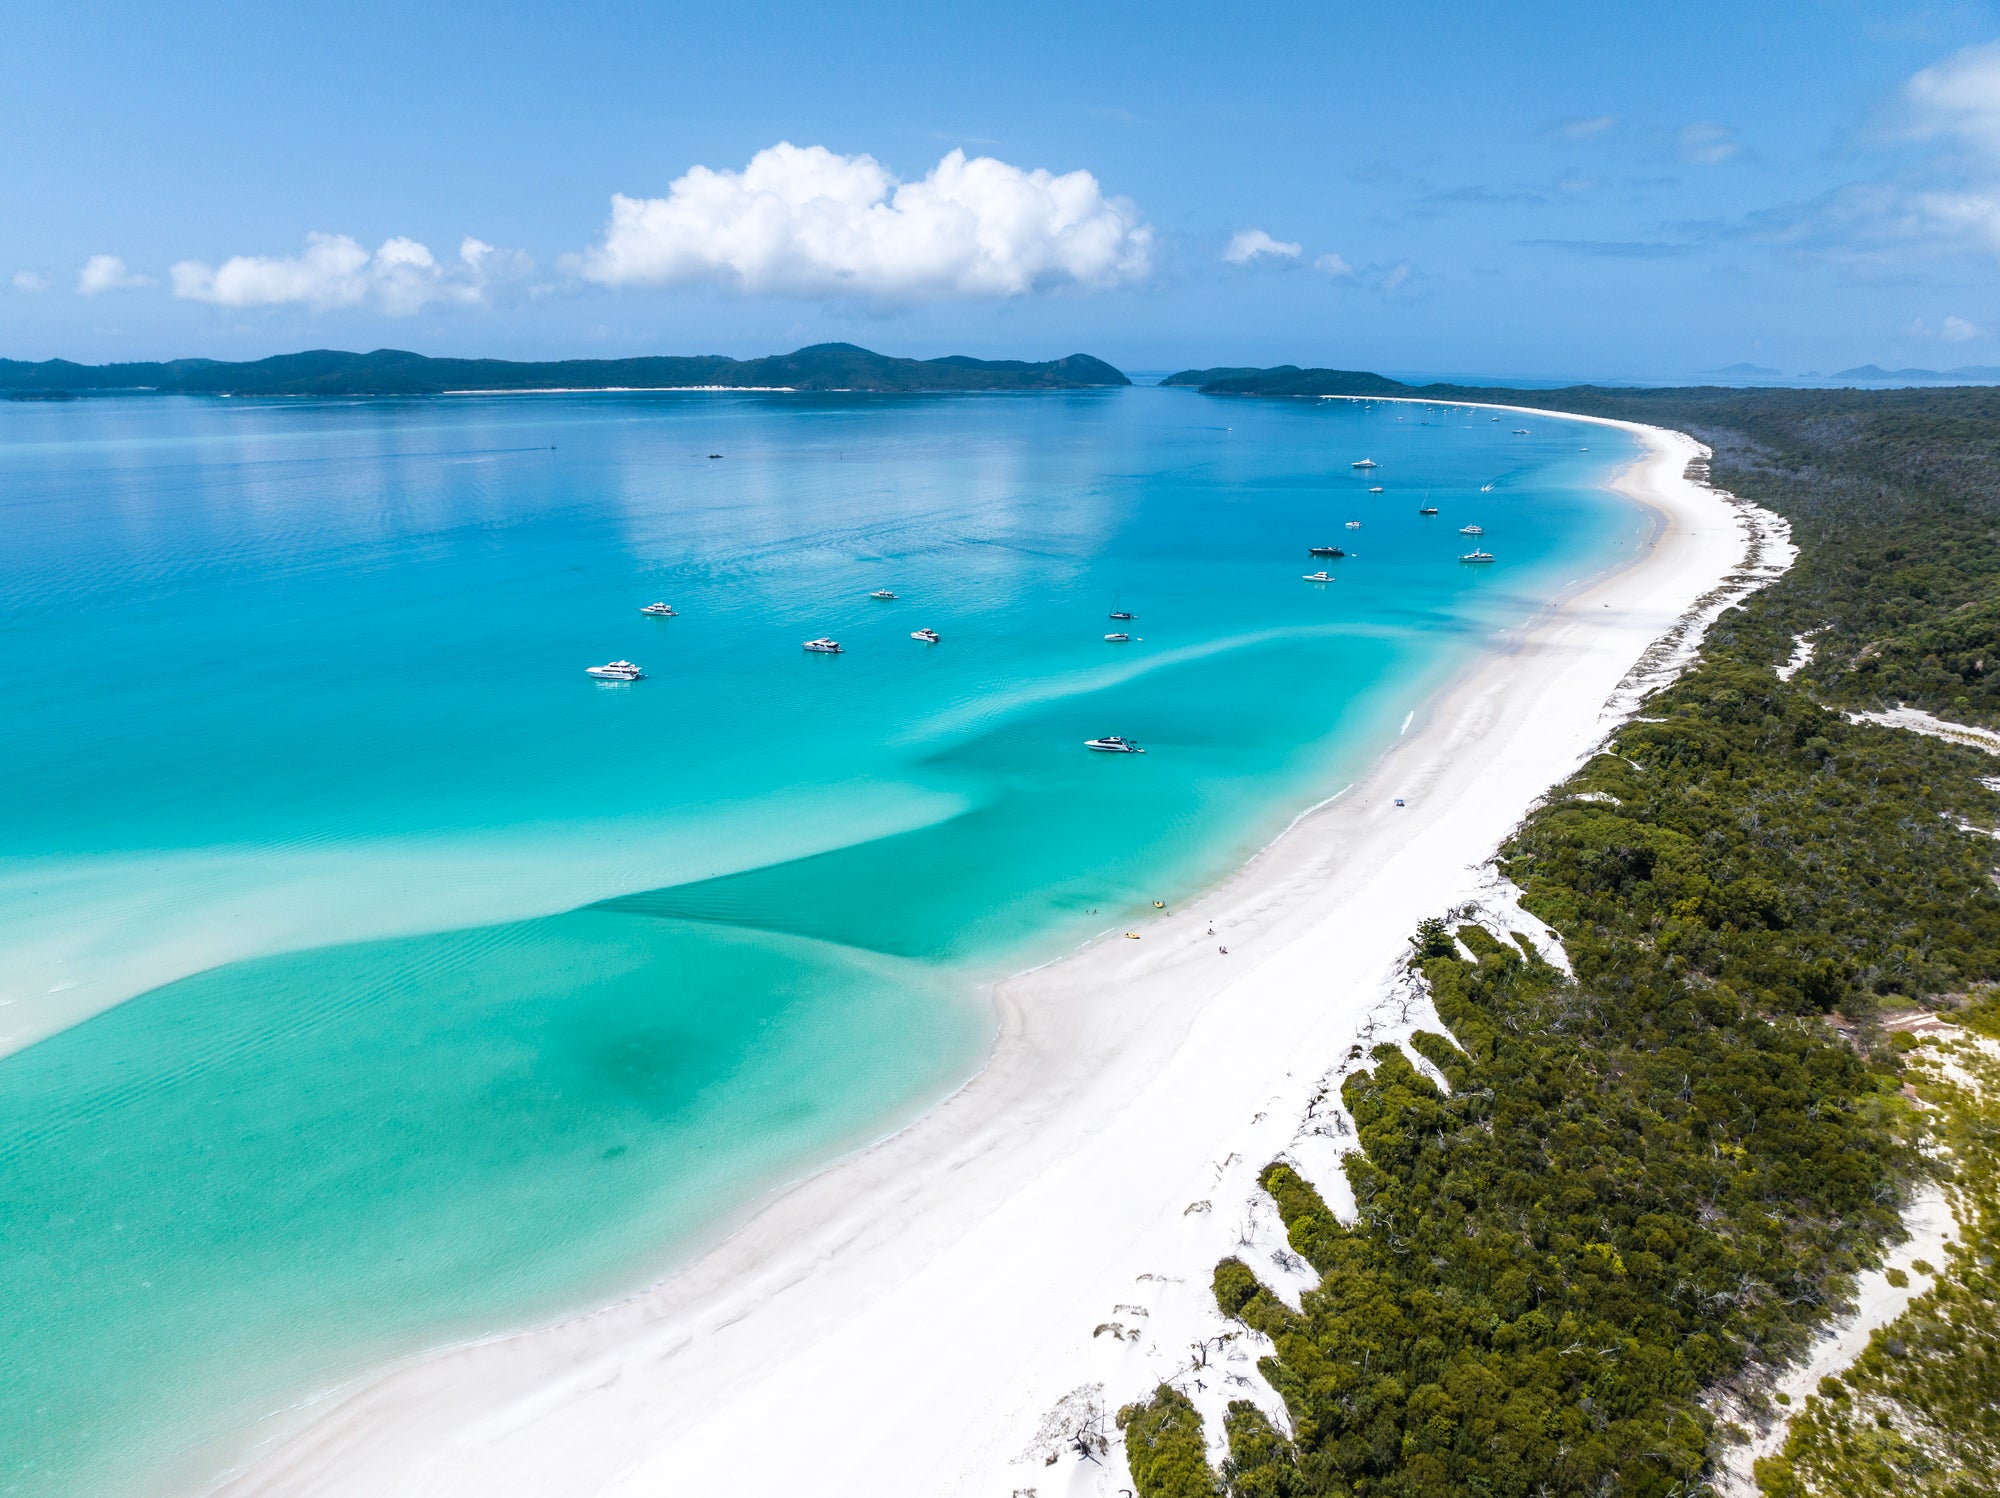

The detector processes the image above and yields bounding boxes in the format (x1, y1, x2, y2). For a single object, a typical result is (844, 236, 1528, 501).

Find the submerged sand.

(200, 412, 1788, 1498)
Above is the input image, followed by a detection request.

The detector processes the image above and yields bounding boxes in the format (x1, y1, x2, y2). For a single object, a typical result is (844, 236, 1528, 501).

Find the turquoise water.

(0, 389, 1643, 1494)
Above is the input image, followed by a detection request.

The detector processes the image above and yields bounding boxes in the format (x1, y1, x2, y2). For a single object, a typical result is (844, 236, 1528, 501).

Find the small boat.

(1109, 610, 1135, 621)
(869, 589, 898, 601)
(1302, 570, 1334, 583)
(1367, 485, 1385, 493)
(1085, 735, 1145, 754)
(1479, 483, 1494, 492)
(1459, 525, 1484, 536)
(1104, 632, 1131, 643)
(1307, 545, 1345, 557)
(911, 628, 940, 644)
(1345, 520, 1362, 529)
(1511, 428, 1530, 435)
(1419, 506, 1438, 516)
(1351, 458, 1379, 469)
(707, 453, 724, 459)
(803, 637, 843, 653)
(586, 660, 644, 681)
(639, 602, 677, 617)
(1459, 550, 1496, 564)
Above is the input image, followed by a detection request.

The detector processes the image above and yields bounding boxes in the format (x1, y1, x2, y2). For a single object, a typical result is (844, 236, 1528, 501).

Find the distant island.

(1162, 361, 2000, 395)
(0, 342, 1130, 398)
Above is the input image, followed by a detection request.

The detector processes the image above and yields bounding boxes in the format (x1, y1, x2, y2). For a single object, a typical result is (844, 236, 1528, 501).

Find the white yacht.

(1346, 520, 1362, 529)
(1351, 458, 1379, 469)
(1302, 570, 1334, 583)
(586, 660, 645, 681)
(1367, 485, 1385, 493)
(802, 637, 843, 654)
(1104, 631, 1131, 643)
(911, 628, 940, 643)
(1085, 735, 1145, 753)
(639, 602, 676, 617)
(1459, 525, 1484, 536)
(1479, 482, 1494, 492)
(1459, 550, 1496, 564)
(870, 589, 898, 600)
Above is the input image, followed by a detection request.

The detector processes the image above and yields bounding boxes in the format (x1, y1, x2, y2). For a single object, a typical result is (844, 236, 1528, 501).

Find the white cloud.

(577, 142, 1151, 301)
(1906, 313, 1983, 341)
(1551, 115, 1616, 141)
(171, 233, 524, 314)
(76, 254, 156, 295)
(1222, 228, 1301, 264)
(1679, 122, 1741, 165)
(12, 270, 50, 294)
(1313, 252, 1353, 276)
(1906, 40, 2000, 157)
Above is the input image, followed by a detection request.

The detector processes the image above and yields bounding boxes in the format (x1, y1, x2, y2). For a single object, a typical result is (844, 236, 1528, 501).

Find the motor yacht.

(870, 589, 898, 601)
(1459, 550, 1496, 564)
(1480, 483, 1494, 492)
(1367, 485, 1385, 493)
(1302, 570, 1334, 583)
(1104, 631, 1131, 643)
(911, 628, 941, 643)
(586, 660, 645, 681)
(1511, 428, 1530, 435)
(1085, 735, 1144, 753)
(1459, 525, 1484, 536)
(639, 602, 677, 617)
(1351, 458, 1379, 469)
(803, 637, 843, 653)
(1345, 520, 1362, 529)
(1308, 545, 1345, 557)
(1419, 505, 1439, 516)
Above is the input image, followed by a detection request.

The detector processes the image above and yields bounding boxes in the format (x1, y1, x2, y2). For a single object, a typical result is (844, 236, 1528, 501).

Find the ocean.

(0, 386, 1644, 1494)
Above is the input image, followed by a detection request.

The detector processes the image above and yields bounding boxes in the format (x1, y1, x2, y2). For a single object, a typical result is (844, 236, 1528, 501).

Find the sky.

(8, 0, 2000, 378)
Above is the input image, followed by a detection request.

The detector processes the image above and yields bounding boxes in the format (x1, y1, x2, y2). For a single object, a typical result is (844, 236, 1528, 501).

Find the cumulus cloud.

(1314, 252, 1353, 276)
(171, 233, 524, 314)
(1679, 122, 1741, 165)
(12, 270, 50, 294)
(77, 254, 155, 295)
(1222, 228, 1301, 264)
(1906, 313, 1983, 341)
(1906, 40, 2000, 156)
(577, 142, 1151, 300)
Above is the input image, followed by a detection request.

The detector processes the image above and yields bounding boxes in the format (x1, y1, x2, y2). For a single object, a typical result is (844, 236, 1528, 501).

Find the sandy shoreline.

(198, 410, 1787, 1498)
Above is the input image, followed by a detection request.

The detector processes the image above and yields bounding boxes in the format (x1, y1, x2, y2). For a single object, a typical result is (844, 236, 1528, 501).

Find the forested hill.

(0, 343, 1130, 397)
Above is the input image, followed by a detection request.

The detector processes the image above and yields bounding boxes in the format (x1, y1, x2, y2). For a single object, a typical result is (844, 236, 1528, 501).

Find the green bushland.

(1755, 996, 2000, 1497)
(1120, 385, 2000, 1497)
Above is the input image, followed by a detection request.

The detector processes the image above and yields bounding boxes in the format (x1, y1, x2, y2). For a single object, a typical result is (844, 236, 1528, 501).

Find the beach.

(198, 411, 1784, 1498)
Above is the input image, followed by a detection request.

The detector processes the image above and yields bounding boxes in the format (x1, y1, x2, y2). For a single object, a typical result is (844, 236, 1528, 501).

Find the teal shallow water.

(0, 389, 1643, 1493)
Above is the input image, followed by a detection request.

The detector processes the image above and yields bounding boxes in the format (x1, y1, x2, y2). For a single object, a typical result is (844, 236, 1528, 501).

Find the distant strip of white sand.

(201, 409, 1790, 1498)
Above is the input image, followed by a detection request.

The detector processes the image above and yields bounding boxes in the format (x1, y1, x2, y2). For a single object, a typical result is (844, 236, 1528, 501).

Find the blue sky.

(7, 0, 2000, 377)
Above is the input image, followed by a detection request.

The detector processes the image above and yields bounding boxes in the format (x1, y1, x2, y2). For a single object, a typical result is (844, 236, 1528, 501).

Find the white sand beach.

(200, 412, 1787, 1498)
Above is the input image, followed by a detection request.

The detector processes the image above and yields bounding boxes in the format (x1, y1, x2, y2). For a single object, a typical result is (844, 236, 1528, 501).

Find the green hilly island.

(0, 342, 1129, 398)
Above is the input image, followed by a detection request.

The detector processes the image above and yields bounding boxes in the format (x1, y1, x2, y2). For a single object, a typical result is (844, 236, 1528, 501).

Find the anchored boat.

(803, 637, 843, 654)
(1085, 735, 1145, 754)
(911, 628, 940, 644)
(639, 602, 677, 617)
(586, 660, 644, 681)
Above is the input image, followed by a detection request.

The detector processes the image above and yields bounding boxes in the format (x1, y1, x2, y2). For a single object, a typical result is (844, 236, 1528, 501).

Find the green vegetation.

(1122, 381, 2000, 1495)
(1755, 998, 2000, 1497)
(0, 342, 1129, 397)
